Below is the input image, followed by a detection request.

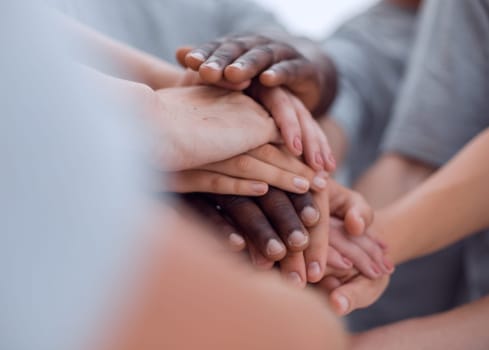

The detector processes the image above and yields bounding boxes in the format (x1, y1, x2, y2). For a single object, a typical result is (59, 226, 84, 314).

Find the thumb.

(329, 275, 389, 316)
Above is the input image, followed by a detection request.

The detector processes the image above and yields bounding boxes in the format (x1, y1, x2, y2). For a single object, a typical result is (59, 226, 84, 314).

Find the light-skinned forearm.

(351, 295, 489, 350)
(377, 129, 489, 264)
(57, 12, 184, 89)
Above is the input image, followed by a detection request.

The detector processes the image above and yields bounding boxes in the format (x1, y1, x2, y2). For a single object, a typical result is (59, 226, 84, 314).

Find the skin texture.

(185, 178, 391, 287)
(101, 204, 347, 350)
(325, 128, 489, 317)
(164, 144, 329, 196)
(147, 86, 280, 171)
(177, 35, 338, 172)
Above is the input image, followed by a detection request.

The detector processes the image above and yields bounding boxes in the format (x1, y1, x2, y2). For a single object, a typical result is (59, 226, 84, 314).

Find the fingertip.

(345, 210, 365, 236)
(228, 233, 246, 251)
(325, 153, 337, 172)
(330, 292, 351, 316)
(224, 62, 249, 83)
(286, 271, 306, 288)
(300, 206, 320, 227)
(260, 69, 279, 86)
(184, 51, 206, 70)
(199, 62, 223, 83)
(293, 135, 303, 155)
(307, 261, 323, 283)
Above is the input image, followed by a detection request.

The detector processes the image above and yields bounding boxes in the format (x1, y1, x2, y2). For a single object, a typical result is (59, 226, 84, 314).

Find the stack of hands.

(153, 34, 394, 316)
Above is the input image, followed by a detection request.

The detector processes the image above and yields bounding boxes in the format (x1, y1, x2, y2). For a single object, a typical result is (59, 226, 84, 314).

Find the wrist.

(312, 54, 338, 117)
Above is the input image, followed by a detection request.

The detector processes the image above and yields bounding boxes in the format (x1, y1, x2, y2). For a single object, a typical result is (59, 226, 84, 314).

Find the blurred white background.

(257, 0, 379, 38)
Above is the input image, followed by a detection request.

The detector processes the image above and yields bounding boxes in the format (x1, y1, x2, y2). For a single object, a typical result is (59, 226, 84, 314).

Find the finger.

(329, 275, 390, 316)
(164, 170, 269, 196)
(247, 144, 328, 192)
(291, 95, 326, 171)
(199, 41, 250, 83)
(247, 238, 275, 270)
(176, 46, 194, 67)
(327, 246, 353, 270)
(349, 235, 395, 274)
(255, 187, 309, 252)
(330, 181, 374, 234)
(184, 41, 221, 70)
(260, 57, 315, 88)
(256, 88, 303, 157)
(213, 195, 286, 261)
(303, 189, 329, 283)
(200, 155, 311, 194)
(224, 42, 299, 83)
(279, 251, 307, 288)
(318, 275, 342, 292)
(287, 192, 321, 227)
(328, 225, 382, 280)
(317, 126, 336, 172)
(185, 194, 245, 251)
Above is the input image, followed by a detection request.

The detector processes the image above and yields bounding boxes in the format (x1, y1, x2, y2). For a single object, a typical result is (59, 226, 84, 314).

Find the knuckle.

(256, 144, 277, 160)
(209, 175, 227, 193)
(234, 155, 253, 172)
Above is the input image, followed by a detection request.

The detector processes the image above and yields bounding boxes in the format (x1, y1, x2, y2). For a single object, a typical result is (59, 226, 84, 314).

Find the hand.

(318, 219, 392, 316)
(327, 218, 393, 279)
(252, 87, 335, 171)
(183, 188, 327, 287)
(146, 86, 279, 171)
(176, 34, 337, 116)
(329, 180, 375, 236)
(163, 144, 328, 195)
(176, 65, 336, 171)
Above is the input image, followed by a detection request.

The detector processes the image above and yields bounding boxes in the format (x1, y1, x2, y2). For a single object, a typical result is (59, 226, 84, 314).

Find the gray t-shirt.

(382, 0, 489, 166)
(324, 1, 418, 184)
(324, 0, 489, 331)
(49, 0, 283, 64)
(381, 0, 489, 307)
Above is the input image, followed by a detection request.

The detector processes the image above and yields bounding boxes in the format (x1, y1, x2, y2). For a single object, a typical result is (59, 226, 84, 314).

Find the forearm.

(377, 129, 489, 264)
(58, 12, 183, 89)
(351, 295, 489, 350)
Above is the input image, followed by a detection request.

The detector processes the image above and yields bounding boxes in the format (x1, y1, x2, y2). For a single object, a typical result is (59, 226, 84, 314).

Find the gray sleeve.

(323, 2, 417, 143)
(382, 0, 489, 167)
(214, 0, 285, 36)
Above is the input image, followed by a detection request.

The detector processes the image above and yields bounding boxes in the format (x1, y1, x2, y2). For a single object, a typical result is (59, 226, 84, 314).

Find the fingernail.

(293, 177, 309, 191)
(229, 233, 245, 248)
(313, 175, 327, 189)
(293, 136, 303, 154)
(204, 61, 220, 70)
(229, 61, 244, 69)
(370, 264, 381, 277)
(342, 257, 353, 268)
(301, 206, 320, 225)
(251, 182, 268, 194)
(287, 272, 302, 287)
(262, 69, 276, 78)
(308, 262, 321, 278)
(315, 152, 325, 168)
(189, 52, 205, 61)
(383, 257, 395, 273)
(327, 153, 337, 169)
(288, 230, 308, 248)
(266, 239, 285, 257)
(335, 295, 350, 314)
